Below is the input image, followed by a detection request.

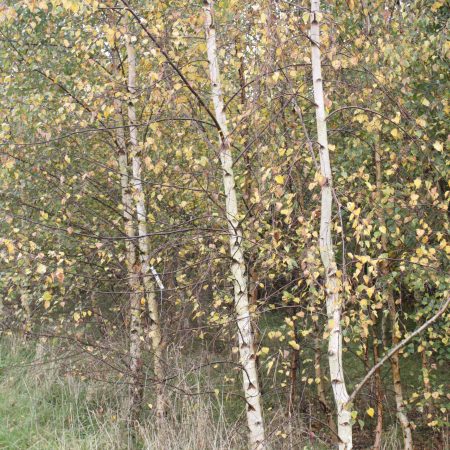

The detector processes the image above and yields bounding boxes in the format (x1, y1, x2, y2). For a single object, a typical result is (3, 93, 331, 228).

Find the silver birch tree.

(204, 1, 266, 448)
(309, 1, 352, 448)
(125, 18, 166, 420)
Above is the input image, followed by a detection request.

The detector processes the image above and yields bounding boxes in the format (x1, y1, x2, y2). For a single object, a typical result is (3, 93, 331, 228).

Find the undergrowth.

(0, 336, 438, 449)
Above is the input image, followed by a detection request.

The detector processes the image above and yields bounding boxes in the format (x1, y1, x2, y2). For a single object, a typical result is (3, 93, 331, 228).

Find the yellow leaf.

(416, 117, 427, 127)
(4, 240, 14, 255)
(431, 1, 443, 11)
(414, 178, 422, 189)
(367, 407, 375, 418)
(288, 340, 300, 351)
(73, 312, 81, 321)
(331, 59, 341, 70)
(105, 28, 115, 46)
(37, 263, 47, 274)
(274, 175, 285, 185)
(433, 141, 443, 152)
(391, 128, 399, 139)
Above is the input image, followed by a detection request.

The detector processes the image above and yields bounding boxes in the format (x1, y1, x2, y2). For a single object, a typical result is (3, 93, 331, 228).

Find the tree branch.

(347, 295, 450, 405)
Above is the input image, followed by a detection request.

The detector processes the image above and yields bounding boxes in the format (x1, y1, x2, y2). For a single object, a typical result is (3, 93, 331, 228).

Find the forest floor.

(0, 334, 447, 450)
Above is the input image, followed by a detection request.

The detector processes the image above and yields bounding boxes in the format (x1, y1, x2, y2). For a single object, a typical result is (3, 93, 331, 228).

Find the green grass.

(0, 339, 132, 450)
(0, 337, 247, 450)
(0, 332, 446, 449)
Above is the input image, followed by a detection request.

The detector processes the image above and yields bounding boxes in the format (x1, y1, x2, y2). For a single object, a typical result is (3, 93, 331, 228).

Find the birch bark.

(309, 2, 352, 448)
(204, 1, 266, 448)
(111, 43, 143, 421)
(313, 326, 338, 439)
(125, 22, 166, 420)
(374, 147, 413, 450)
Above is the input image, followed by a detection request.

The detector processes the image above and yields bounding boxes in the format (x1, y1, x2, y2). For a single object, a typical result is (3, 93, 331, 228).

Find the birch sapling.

(111, 34, 143, 421)
(309, 1, 352, 448)
(204, 1, 266, 448)
(125, 19, 166, 420)
(374, 146, 413, 450)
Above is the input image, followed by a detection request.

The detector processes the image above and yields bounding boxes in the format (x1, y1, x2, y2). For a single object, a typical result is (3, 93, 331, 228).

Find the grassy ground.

(0, 337, 247, 450)
(0, 340, 123, 449)
(0, 334, 447, 449)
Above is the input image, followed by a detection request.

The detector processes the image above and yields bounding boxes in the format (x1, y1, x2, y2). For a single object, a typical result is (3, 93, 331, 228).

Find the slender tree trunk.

(286, 317, 299, 418)
(249, 267, 261, 374)
(20, 288, 31, 338)
(361, 0, 372, 34)
(309, 2, 352, 448)
(387, 295, 413, 449)
(381, 313, 388, 350)
(374, 147, 413, 450)
(264, 0, 278, 70)
(125, 22, 166, 421)
(237, 43, 262, 376)
(314, 325, 338, 440)
(111, 41, 143, 421)
(371, 326, 383, 450)
(119, 146, 143, 421)
(204, 2, 266, 448)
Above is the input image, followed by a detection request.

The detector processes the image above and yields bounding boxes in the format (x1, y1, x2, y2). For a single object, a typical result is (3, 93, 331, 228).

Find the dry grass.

(0, 336, 416, 449)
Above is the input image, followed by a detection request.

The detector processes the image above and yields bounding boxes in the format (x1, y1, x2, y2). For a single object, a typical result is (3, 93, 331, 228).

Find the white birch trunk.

(314, 328, 338, 439)
(204, 2, 266, 448)
(118, 128, 144, 420)
(309, 2, 352, 448)
(125, 24, 166, 420)
(112, 43, 143, 420)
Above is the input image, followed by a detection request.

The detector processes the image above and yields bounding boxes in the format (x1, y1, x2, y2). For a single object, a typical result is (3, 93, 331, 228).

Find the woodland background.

(0, 0, 449, 449)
